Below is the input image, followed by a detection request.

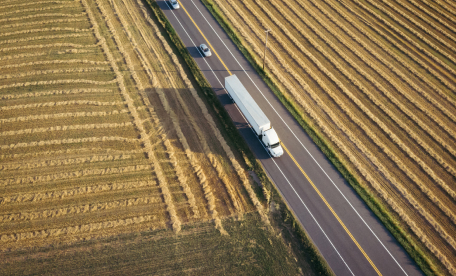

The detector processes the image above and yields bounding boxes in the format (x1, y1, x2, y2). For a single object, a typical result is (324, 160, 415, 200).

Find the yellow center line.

(282, 143, 382, 276)
(177, 2, 381, 274)
(179, 1, 232, 75)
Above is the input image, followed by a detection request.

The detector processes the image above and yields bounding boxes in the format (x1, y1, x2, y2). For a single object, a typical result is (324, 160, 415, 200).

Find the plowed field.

(209, 0, 456, 274)
(0, 0, 309, 274)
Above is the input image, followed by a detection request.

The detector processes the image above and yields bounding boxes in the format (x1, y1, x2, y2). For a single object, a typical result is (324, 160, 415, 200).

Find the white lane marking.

(163, 1, 353, 274)
(187, 0, 408, 275)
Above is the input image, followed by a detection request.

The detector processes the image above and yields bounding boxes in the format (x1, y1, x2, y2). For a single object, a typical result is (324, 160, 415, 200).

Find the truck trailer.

(225, 74, 284, 157)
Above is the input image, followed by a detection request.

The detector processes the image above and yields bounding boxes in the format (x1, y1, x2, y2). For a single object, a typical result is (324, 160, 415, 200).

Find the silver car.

(170, 0, 179, 9)
(199, 44, 212, 57)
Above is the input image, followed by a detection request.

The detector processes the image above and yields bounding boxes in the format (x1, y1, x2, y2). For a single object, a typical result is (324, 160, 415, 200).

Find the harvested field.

(0, 0, 313, 273)
(207, 0, 456, 274)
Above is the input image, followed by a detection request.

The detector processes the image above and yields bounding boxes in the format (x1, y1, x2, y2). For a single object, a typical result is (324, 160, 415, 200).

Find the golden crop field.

(0, 0, 312, 274)
(208, 0, 456, 273)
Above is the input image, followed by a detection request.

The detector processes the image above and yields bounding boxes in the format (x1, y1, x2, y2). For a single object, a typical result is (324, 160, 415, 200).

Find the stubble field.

(207, 0, 456, 274)
(0, 0, 310, 274)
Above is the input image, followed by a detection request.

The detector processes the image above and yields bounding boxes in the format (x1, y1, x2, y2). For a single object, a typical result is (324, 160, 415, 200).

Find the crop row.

(0, 67, 111, 80)
(404, 0, 456, 38)
(0, 33, 93, 46)
(0, 136, 139, 151)
(0, 1, 75, 11)
(377, 0, 456, 61)
(2, 18, 86, 30)
(0, 50, 89, 62)
(348, 0, 456, 77)
(0, 196, 162, 223)
(0, 59, 109, 70)
(0, 12, 86, 23)
(0, 5, 80, 18)
(0, 43, 98, 53)
(0, 109, 128, 123)
(85, 0, 182, 232)
(0, 79, 117, 91)
(0, 27, 90, 38)
(0, 164, 151, 187)
(318, 0, 456, 96)
(427, 0, 456, 21)
(295, 0, 456, 176)
(0, 179, 156, 205)
(0, 100, 122, 111)
(310, 0, 456, 134)
(0, 214, 157, 244)
(1, 88, 112, 100)
(310, 0, 456, 116)
(0, 154, 133, 171)
(280, 0, 456, 216)
(0, 122, 133, 137)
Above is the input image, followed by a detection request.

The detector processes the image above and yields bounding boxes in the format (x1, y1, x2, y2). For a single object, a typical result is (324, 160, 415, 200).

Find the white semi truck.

(225, 75, 284, 157)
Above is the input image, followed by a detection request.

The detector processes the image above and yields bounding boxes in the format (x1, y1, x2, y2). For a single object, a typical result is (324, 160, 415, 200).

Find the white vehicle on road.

(199, 44, 212, 57)
(169, 0, 180, 9)
(225, 75, 284, 157)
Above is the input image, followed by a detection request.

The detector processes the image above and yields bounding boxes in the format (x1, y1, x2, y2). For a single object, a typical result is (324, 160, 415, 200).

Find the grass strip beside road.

(143, 0, 334, 275)
(198, 0, 439, 275)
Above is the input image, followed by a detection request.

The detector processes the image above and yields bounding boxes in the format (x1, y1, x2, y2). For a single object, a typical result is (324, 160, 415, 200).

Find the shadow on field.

(143, 87, 271, 160)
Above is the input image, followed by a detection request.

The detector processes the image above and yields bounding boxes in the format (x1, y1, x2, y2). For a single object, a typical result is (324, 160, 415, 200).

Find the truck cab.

(262, 128, 284, 157)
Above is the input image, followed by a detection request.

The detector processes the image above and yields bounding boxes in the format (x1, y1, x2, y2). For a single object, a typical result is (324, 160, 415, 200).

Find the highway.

(157, 0, 422, 275)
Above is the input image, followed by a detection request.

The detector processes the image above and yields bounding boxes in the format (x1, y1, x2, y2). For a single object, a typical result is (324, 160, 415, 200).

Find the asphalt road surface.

(157, 0, 423, 275)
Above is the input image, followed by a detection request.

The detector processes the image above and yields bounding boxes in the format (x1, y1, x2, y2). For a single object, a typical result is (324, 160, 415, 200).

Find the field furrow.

(382, 0, 456, 53)
(405, 0, 456, 38)
(294, 0, 456, 180)
(347, 0, 456, 78)
(364, 0, 456, 66)
(309, 0, 456, 114)
(426, 0, 456, 23)
(312, 0, 456, 135)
